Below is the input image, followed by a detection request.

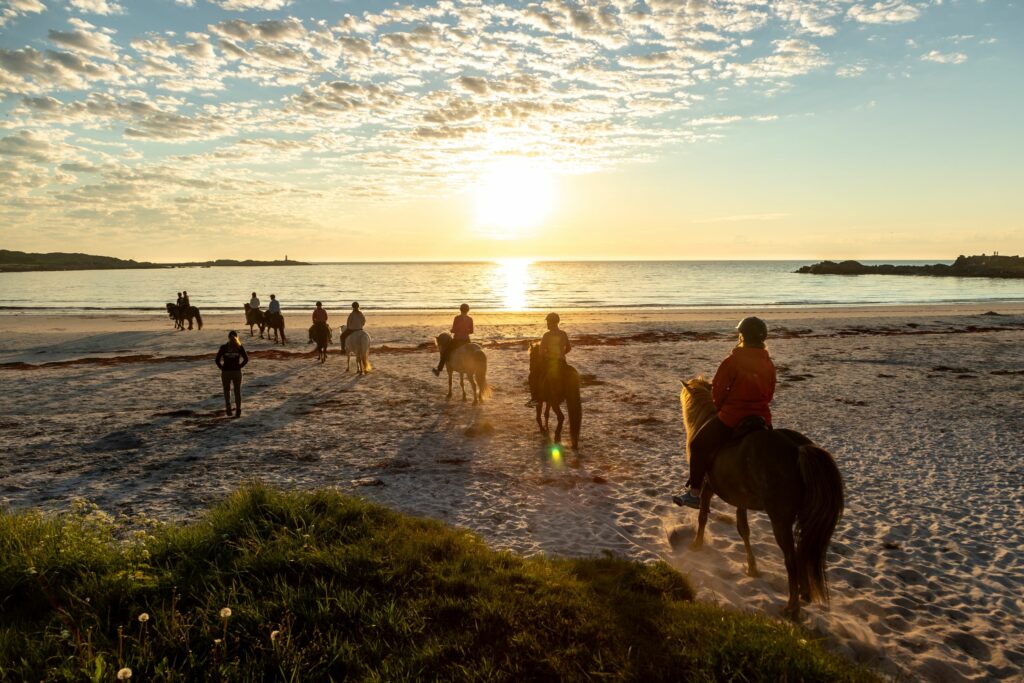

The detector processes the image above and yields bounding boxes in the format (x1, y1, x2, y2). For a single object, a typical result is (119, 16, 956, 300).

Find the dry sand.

(2, 304, 1023, 681)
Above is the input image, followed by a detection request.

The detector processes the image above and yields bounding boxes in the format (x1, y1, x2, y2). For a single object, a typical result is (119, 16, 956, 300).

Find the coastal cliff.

(796, 254, 1024, 279)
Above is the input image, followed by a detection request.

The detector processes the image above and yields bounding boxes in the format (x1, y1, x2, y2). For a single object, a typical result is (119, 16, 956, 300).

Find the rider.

(215, 330, 249, 418)
(673, 316, 777, 509)
(176, 291, 184, 309)
(249, 292, 260, 310)
(308, 301, 328, 343)
(267, 294, 281, 316)
(340, 301, 365, 351)
(528, 312, 571, 406)
(181, 290, 191, 310)
(433, 303, 473, 376)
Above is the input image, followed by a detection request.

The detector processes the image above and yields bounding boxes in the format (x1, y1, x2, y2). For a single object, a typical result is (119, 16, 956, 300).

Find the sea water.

(1, 260, 1022, 313)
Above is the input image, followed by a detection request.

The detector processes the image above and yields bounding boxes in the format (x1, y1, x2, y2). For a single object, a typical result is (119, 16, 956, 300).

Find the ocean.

(1, 260, 1022, 313)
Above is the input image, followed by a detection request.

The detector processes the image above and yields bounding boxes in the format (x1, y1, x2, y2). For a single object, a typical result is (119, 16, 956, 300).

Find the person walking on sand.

(215, 330, 249, 418)
(527, 312, 571, 407)
(249, 291, 260, 310)
(340, 301, 365, 352)
(309, 301, 328, 343)
(267, 294, 281, 315)
(434, 303, 473, 376)
(673, 317, 776, 509)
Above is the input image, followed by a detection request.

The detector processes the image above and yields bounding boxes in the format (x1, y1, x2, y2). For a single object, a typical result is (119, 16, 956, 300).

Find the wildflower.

(138, 613, 150, 623)
(117, 668, 132, 680)
(220, 607, 232, 619)
(270, 630, 280, 642)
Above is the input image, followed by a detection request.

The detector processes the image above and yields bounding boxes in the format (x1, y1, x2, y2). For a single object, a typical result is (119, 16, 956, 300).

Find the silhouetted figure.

(267, 294, 281, 315)
(434, 303, 473, 376)
(674, 317, 776, 509)
(181, 290, 191, 309)
(250, 291, 260, 310)
(309, 301, 329, 343)
(215, 330, 249, 418)
(340, 301, 365, 352)
(528, 312, 571, 407)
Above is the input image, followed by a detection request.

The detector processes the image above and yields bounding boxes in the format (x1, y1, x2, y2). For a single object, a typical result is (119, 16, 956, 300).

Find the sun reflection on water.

(496, 258, 532, 310)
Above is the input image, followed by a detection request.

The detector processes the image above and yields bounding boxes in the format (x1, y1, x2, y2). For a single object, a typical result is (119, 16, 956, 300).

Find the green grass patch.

(0, 485, 874, 681)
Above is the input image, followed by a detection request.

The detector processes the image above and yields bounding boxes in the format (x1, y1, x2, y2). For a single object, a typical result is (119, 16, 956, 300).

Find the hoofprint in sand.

(2, 306, 1023, 681)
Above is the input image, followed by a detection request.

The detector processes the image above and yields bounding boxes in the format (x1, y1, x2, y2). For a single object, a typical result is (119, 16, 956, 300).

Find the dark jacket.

(216, 343, 249, 372)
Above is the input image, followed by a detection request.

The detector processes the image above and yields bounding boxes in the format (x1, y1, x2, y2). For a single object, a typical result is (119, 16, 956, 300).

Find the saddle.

(728, 415, 770, 444)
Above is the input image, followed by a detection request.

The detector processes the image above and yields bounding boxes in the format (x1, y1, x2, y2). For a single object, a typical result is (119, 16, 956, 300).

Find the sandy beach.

(1, 305, 1022, 681)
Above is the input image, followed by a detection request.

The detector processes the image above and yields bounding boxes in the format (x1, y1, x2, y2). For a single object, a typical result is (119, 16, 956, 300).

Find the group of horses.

(164, 300, 845, 619)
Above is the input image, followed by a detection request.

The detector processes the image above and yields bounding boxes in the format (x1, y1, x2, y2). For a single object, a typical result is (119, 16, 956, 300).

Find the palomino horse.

(166, 303, 203, 331)
(435, 333, 489, 404)
(528, 342, 582, 449)
(264, 311, 286, 344)
(310, 322, 332, 363)
(340, 327, 372, 375)
(243, 303, 265, 337)
(680, 378, 844, 620)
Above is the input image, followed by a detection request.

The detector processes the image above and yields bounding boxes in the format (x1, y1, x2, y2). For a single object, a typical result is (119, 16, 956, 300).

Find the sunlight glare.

(474, 158, 555, 238)
(496, 258, 532, 310)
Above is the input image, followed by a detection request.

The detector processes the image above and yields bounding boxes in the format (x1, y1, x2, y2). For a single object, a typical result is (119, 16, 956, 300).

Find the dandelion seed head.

(220, 607, 232, 619)
(138, 613, 150, 623)
(117, 667, 132, 680)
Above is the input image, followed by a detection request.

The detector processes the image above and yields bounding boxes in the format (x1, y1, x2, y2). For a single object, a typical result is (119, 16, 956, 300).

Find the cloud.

(47, 20, 119, 60)
(212, 0, 291, 10)
(68, 0, 124, 16)
(0, 0, 45, 28)
(921, 50, 967, 64)
(847, 1, 923, 25)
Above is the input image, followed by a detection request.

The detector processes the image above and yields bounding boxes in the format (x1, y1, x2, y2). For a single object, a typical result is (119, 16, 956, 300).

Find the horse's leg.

(459, 372, 467, 401)
(770, 516, 801, 620)
(346, 351, 351, 373)
(469, 374, 478, 405)
(737, 508, 759, 577)
(690, 482, 714, 551)
(535, 403, 546, 434)
(446, 369, 453, 399)
(552, 404, 565, 444)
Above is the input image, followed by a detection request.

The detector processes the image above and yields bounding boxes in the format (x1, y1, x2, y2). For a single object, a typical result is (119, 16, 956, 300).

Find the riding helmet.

(546, 312, 560, 324)
(460, 303, 470, 313)
(736, 316, 768, 343)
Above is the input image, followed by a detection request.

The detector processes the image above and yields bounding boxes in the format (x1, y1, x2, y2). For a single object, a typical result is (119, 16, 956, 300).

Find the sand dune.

(1, 306, 1022, 681)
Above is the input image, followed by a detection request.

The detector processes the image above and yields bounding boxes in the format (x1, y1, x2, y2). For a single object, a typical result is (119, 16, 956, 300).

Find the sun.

(473, 158, 555, 238)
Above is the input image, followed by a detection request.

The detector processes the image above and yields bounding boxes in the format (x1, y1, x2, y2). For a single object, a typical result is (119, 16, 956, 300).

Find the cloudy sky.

(1, 0, 1021, 262)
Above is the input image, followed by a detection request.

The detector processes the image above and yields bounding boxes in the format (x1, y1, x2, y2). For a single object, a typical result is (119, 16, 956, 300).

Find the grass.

(0, 485, 875, 682)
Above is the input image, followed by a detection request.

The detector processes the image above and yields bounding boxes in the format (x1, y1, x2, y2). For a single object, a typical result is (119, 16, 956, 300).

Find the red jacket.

(712, 346, 776, 428)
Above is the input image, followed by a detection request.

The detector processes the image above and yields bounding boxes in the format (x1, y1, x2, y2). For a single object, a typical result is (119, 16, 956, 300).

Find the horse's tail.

(566, 371, 582, 449)
(477, 352, 491, 400)
(194, 308, 203, 331)
(795, 444, 845, 605)
(361, 334, 372, 372)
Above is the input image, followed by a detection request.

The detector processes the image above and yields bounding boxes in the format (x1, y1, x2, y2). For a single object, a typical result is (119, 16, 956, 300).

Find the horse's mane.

(681, 376, 717, 438)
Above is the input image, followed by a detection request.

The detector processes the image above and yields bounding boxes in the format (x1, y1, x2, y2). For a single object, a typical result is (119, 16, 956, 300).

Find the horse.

(166, 303, 203, 331)
(435, 333, 489, 404)
(264, 311, 286, 344)
(680, 377, 845, 620)
(243, 303, 265, 337)
(528, 342, 582, 450)
(340, 326, 372, 375)
(310, 322, 332, 363)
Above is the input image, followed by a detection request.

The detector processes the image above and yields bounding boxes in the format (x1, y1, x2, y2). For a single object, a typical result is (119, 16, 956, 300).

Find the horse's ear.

(680, 380, 691, 394)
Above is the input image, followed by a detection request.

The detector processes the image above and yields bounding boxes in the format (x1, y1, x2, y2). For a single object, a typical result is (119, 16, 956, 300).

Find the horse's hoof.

(746, 567, 760, 578)
(782, 605, 801, 621)
(689, 541, 703, 551)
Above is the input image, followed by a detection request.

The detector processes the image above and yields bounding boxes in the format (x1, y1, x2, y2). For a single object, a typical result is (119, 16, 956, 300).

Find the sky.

(0, 0, 1021, 262)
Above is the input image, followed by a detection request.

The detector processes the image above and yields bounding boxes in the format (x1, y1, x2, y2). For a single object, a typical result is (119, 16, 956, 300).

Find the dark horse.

(680, 378, 844, 620)
(310, 322, 331, 363)
(166, 303, 203, 331)
(243, 303, 265, 337)
(529, 342, 582, 450)
(264, 311, 286, 344)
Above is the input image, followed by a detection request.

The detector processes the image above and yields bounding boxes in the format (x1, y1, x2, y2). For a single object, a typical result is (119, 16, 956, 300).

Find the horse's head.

(244, 303, 251, 311)
(680, 376, 715, 430)
(166, 303, 176, 317)
(435, 332, 452, 352)
(528, 340, 541, 368)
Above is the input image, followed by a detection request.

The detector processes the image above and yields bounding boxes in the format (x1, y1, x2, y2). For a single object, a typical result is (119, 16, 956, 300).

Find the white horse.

(340, 326, 372, 374)
(435, 332, 490, 404)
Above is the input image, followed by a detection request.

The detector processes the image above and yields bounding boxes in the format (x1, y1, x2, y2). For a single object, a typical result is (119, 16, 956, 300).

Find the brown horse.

(166, 303, 203, 331)
(310, 322, 331, 363)
(680, 377, 845, 620)
(264, 311, 286, 344)
(243, 303, 265, 337)
(434, 333, 489, 404)
(529, 342, 582, 450)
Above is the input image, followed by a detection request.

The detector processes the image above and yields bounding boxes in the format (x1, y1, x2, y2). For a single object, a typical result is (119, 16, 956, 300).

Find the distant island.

(796, 254, 1024, 279)
(0, 250, 308, 273)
